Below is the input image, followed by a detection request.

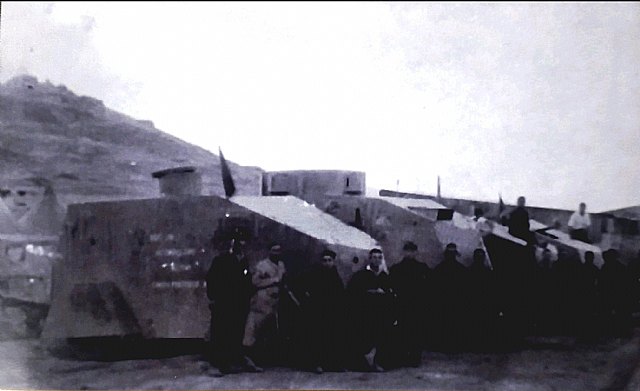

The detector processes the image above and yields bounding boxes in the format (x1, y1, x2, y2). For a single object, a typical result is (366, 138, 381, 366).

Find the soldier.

(206, 229, 258, 374)
(295, 249, 346, 373)
(389, 241, 429, 367)
(465, 248, 496, 351)
(552, 248, 583, 335)
(432, 243, 467, 351)
(494, 234, 537, 346)
(532, 239, 559, 336)
(627, 250, 640, 316)
(508, 196, 534, 245)
(568, 202, 591, 243)
(346, 248, 394, 371)
(242, 243, 287, 368)
(600, 249, 632, 337)
(579, 251, 601, 340)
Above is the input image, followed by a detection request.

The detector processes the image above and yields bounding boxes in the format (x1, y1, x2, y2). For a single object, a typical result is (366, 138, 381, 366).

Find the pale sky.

(1, 2, 639, 212)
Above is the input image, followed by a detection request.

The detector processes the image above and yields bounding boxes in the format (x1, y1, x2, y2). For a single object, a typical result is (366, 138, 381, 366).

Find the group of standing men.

(204, 198, 640, 375)
(503, 196, 640, 339)
(205, 229, 496, 375)
(506, 196, 592, 244)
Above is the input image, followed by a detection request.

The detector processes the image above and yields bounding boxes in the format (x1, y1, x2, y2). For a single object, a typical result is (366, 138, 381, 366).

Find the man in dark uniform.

(600, 249, 632, 337)
(389, 241, 429, 367)
(552, 249, 583, 335)
(532, 242, 559, 336)
(346, 248, 394, 371)
(432, 243, 467, 352)
(579, 251, 601, 340)
(508, 196, 534, 245)
(627, 250, 640, 316)
(465, 248, 496, 351)
(295, 249, 346, 374)
(206, 229, 257, 374)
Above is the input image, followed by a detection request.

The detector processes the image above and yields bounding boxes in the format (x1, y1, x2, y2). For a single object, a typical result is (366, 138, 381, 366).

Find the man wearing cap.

(568, 203, 591, 243)
(242, 242, 287, 367)
(465, 248, 496, 350)
(206, 230, 257, 374)
(432, 243, 467, 351)
(295, 249, 346, 373)
(389, 241, 429, 368)
(346, 248, 394, 371)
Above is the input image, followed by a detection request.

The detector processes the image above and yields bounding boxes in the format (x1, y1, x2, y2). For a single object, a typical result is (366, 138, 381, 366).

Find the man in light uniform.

(568, 202, 591, 243)
(243, 243, 287, 367)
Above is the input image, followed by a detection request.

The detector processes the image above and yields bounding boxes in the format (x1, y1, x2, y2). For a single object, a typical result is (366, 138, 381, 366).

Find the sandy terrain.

(1, 331, 639, 391)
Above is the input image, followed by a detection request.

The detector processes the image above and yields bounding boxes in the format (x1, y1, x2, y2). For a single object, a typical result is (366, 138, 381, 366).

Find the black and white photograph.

(0, 2, 639, 390)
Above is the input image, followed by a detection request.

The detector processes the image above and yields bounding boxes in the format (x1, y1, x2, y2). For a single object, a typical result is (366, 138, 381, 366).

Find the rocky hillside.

(0, 75, 263, 206)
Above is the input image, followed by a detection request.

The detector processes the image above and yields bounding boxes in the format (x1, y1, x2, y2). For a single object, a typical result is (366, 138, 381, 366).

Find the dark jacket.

(509, 207, 531, 241)
(206, 252, 253, 311)
(205, 251, 254, 365)
(347, 268, 395, 330)
(294, 264, 346, 367)
(390, 257, 429, 304)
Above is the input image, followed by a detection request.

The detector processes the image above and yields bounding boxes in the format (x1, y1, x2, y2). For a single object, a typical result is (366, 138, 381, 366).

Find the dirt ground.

(1, 331, 640, 391)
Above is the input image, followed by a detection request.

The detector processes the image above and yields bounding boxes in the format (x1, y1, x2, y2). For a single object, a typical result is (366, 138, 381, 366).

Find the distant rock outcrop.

(0, 75, 263, 211)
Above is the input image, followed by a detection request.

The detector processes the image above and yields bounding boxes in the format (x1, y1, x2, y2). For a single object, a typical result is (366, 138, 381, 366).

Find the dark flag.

(498, 193, 507, 225)
(219, 147, 236, 198)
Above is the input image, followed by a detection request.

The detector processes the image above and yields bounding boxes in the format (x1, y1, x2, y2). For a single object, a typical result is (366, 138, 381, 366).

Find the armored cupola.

(262, 170, 366, 197)
(151, 166, 203, 197)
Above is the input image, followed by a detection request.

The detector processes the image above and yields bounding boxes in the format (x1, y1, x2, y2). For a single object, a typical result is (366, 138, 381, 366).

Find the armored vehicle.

(42, 167, 378, 340)
(262, 170, 489, 268)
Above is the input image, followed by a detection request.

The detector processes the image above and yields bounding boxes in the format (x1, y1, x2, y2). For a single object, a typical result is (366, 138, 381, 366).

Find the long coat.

(389, 257, 429, 362)
(206, 252, 253, 365)
(432, 258, 467, 348)
(600, 260, 633, 335)
(346, 267, 395, 360)
(508, 207, 532, 242)
(294, 264, 346, 368)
